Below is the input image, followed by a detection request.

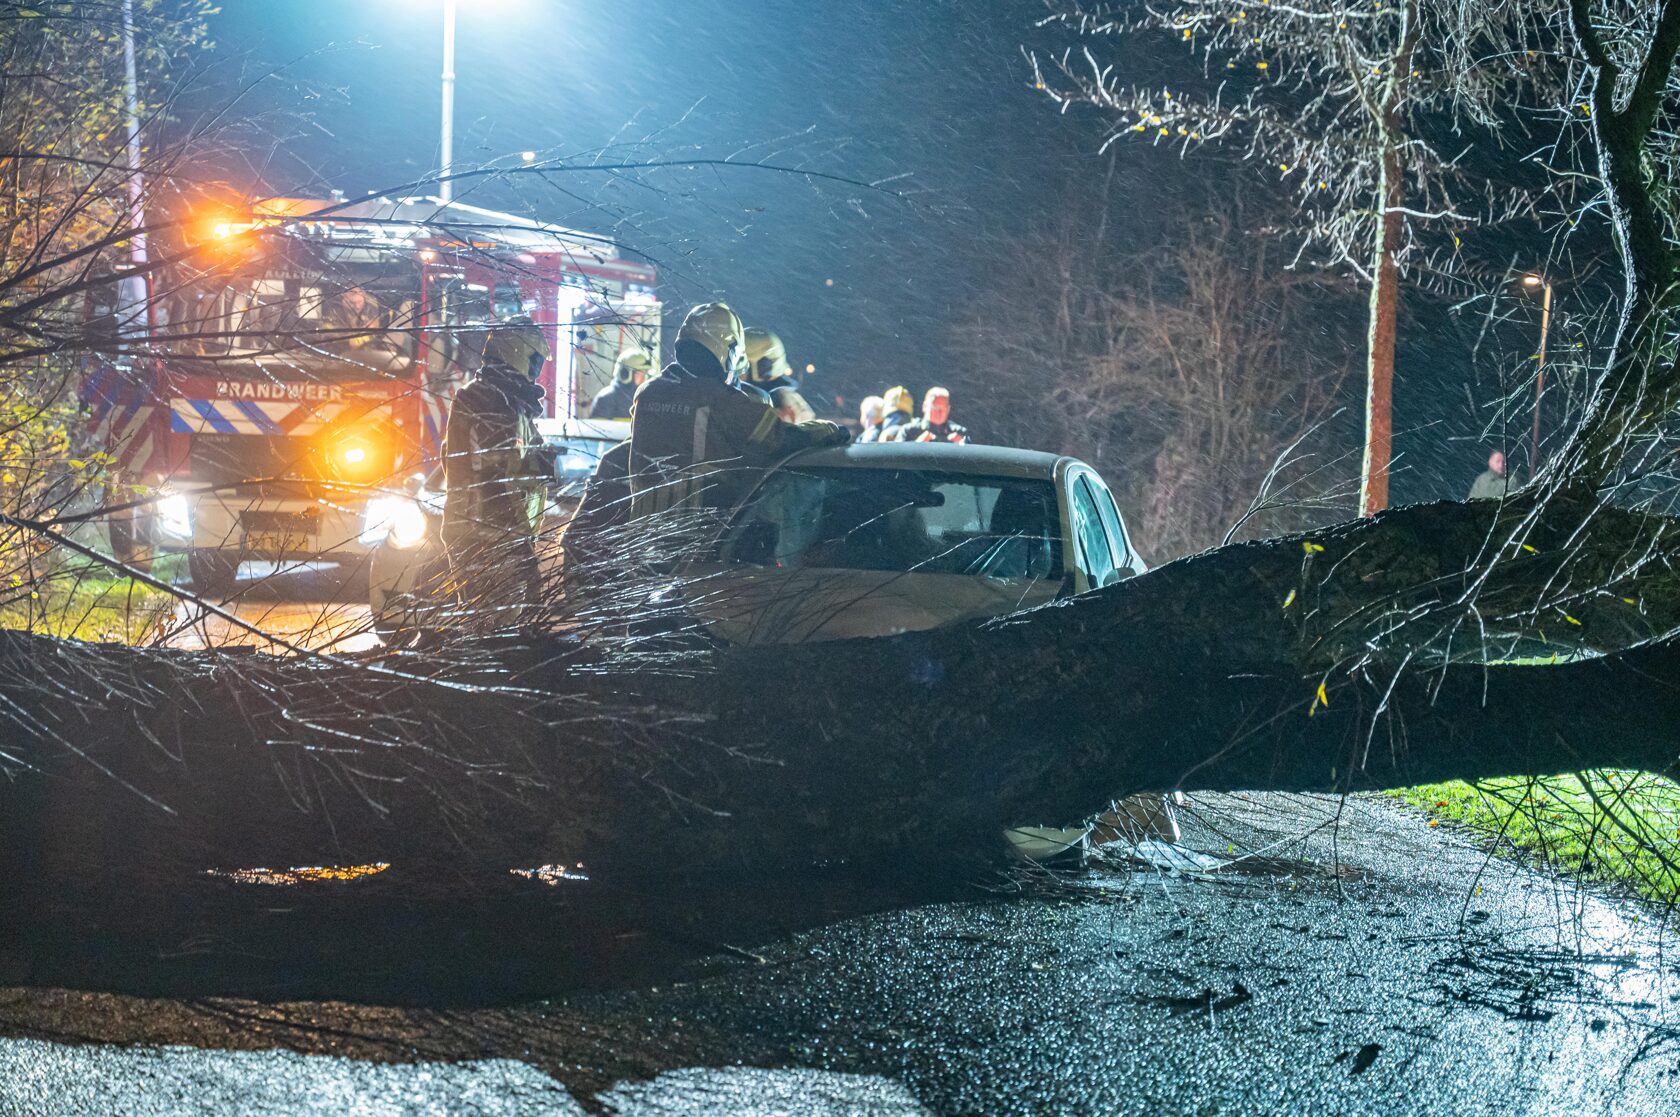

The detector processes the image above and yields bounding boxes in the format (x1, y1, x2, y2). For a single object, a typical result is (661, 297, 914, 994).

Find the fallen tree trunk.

(1, 496, 1677, 897)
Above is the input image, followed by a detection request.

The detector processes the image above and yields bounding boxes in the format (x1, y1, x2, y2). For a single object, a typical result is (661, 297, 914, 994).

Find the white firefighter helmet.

(614, 346, 654, 384)
(743, 327, 793, 384)
(482, 315, 551, 380)
(676, 302, 746, 378)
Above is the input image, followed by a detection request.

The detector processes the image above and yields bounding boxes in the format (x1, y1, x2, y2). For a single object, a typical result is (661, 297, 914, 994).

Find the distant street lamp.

(1522, 273, 1554, 480)
(439, 0, 457, 202)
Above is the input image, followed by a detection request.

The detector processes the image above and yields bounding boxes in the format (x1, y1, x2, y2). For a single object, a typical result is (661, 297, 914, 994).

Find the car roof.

(784, 441, 1074, 481)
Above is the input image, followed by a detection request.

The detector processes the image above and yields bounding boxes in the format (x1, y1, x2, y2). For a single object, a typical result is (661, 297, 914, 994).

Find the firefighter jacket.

(442, 365, 550, 545)
(561, 439, 630, 568)
(587, 378, 638, 421)
(628, 362, 848, 516)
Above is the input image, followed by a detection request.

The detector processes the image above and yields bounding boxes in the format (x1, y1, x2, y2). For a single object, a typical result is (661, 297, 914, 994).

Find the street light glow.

(1522, 273, 1544, 288)
(520, 150, 536, 162)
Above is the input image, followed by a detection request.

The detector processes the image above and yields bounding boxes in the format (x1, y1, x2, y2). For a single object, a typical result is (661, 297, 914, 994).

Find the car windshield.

(717, 467, 1061, 580)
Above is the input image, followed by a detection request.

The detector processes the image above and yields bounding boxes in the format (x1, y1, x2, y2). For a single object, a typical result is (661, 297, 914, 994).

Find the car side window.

(1067, 476, 1116, 588)
(1085, 475, 1135, 575)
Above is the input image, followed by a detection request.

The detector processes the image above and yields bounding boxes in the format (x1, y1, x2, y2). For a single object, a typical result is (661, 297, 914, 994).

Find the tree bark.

(1358, 0, 1420, 517)
(1562, 0, 1680, 483)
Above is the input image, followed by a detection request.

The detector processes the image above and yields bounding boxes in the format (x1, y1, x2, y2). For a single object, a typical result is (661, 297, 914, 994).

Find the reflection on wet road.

(0, 1045, 929, 1117)
(164, 560, 380, 654)
(3, 795, 1677, 1116)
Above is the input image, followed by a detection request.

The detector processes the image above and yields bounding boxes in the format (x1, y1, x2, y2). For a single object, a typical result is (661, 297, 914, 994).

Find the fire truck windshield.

(163, 253, 425, 383)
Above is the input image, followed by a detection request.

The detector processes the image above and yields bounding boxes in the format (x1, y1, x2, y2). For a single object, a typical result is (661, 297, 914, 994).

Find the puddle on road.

(0, 1036, 931, 1117)
(511, 863, 592, 884)
(597, 1066, 930, 1116)
(204, 863, 390, 886)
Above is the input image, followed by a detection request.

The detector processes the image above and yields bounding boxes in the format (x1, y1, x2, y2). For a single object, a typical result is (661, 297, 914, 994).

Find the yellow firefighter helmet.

(676, 302, 746, 378)
(883, 385, 914, 416)
(482, 315, 551, 379)
(614, 346, 654, 384)
(743, 327, 793, 384)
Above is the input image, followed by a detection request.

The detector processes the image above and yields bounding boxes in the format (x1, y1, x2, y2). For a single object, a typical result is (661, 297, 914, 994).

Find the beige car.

(673, 441, 1176, 864)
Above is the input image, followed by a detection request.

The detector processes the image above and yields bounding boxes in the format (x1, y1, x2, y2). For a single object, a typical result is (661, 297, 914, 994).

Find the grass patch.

(0, 556, 183, 643)
(1394, 772, 1680, 905)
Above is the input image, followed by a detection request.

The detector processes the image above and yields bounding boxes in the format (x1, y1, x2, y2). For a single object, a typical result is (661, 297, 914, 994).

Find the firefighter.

(742, 327, 817, 423)
(896, 386, 970, 444)
(561, 438, 630, 572)
(586, 347, 654, 421)
(441, 315, 555, 621)
(325, 285, 386, 351)
(628, 303, 848, 518)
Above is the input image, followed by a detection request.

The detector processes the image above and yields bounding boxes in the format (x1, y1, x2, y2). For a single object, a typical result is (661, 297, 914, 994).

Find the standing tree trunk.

(1359, 0, 1420, 517)
(1361, 141, 1403, 515)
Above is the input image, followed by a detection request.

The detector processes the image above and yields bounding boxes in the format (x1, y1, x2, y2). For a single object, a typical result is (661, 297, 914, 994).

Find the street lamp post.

(1522, 273, 1553, 481)
(119, 0, 152, 337)
(439, 0, 456, 203)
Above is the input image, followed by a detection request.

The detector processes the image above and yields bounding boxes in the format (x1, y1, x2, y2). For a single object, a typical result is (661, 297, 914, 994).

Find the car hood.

(678, 565, 1059, 645)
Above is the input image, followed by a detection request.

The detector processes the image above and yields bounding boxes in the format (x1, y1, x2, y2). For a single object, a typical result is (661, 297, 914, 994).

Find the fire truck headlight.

(362, 496, 427, 549)
(156, 493, 192, 540)
(387, 498, 428, 549)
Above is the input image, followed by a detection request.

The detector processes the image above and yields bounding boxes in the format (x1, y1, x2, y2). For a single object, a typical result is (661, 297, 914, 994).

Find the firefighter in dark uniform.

(586, 347, 654, 421)
(441, 315, 555, 621)
(629, 303, 848, 518)
(742, 327, 817, 423)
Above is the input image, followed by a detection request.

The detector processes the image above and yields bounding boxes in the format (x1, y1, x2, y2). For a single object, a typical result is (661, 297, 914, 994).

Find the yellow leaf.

(1282, 588, 1297, 609)
(1565, 614, 1581, 626)
(1257, 61, 1270, 71)
(1316, 680, 1329, 708)
(1302, 541, 1325, 554)
(1521, 544, 1536, 553)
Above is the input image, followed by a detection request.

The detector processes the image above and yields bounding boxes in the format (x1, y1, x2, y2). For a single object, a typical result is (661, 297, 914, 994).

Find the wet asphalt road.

(3, 794, 1678, 1115)
(162, 560, 380, 654)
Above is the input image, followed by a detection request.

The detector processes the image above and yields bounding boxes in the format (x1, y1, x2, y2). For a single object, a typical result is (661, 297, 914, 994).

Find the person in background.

(878, 386, 914, 441)
(325, 285, 386, 351)
(587, 347, 654, 421)
(896, 386, 970, 444)
(857, 395, 885, 443)
(1467, 449, 1510, 501)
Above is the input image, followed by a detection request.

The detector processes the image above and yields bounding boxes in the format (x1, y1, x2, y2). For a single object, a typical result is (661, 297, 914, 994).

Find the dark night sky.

(196, 1, 1549, 503)
(202, 0, 1119, 410)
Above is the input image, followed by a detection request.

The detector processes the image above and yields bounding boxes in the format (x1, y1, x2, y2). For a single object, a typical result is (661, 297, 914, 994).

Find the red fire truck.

(82, 195, 659, 594)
